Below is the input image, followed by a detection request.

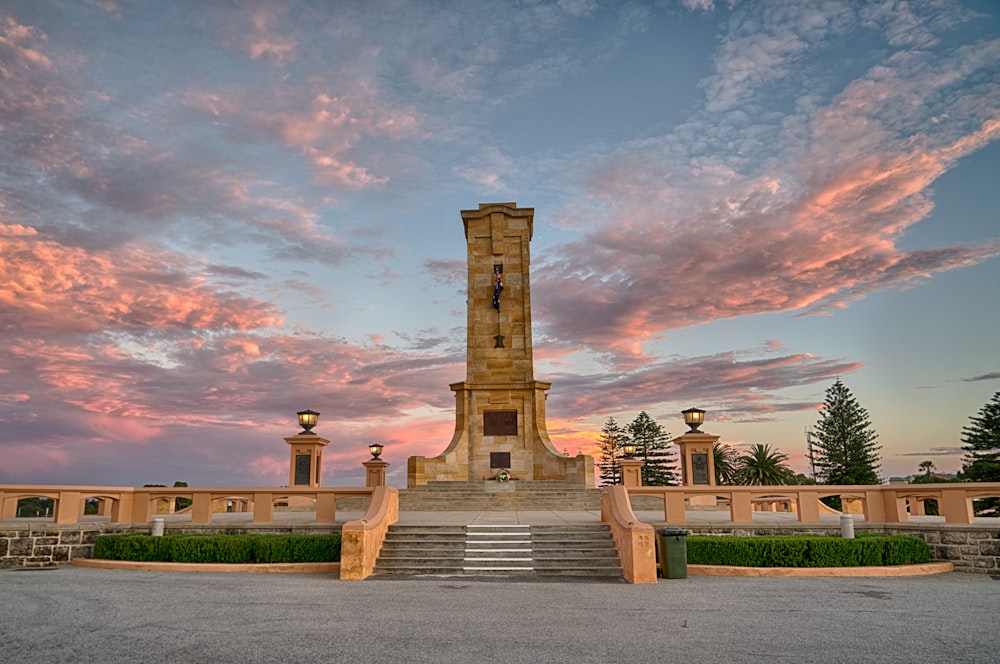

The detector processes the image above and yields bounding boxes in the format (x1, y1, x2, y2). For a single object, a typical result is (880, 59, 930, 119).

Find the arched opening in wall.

(16, 496, 54, 518)
(215, 495, 251, 513)
(819, 495, 841, 512)
(922, 498, 940, 516)
(81, 494, 122, 519)
(972, 495, 999, 517)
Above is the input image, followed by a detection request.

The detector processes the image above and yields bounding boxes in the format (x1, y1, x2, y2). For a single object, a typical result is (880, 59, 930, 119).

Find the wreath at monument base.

(495, 469, 511, 482)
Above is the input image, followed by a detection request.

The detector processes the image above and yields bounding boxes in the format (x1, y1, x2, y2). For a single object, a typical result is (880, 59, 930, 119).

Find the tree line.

(596, 381, 1000, 516)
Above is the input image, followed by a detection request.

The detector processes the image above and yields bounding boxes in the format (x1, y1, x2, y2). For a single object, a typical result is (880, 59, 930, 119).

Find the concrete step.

(372, 523, 624, 580)
(398, 482, 603, 511)
(414, 481, 590, 491)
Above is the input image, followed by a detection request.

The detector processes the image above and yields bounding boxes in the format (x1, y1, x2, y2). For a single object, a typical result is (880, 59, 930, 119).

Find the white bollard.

(840, 514, 855, 539)
(151, 517, 165, 537)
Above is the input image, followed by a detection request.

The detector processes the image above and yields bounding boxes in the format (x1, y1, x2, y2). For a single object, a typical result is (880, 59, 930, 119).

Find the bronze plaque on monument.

(484, 410, 517, 436)
(691, 453, 710, 485)
(294, 454, 311, 486)
(490, 452, 511, 469)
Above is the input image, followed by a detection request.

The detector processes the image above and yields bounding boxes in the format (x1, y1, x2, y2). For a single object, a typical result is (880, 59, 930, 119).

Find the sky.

(1, 0, 998, 490)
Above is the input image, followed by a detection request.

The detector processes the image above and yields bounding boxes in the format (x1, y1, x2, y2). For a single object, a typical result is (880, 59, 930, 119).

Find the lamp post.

(285, 409, 329, 491)
(619, 441, 644, 488)
(363, 443, 389, 487)
(673, 407, 720, 507)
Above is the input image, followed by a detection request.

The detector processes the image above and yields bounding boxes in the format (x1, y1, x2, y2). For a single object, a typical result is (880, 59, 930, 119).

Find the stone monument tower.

(407, 203, 594, 487)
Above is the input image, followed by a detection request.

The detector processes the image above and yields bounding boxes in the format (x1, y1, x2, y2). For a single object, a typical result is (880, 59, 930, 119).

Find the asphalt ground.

(1, 566, 998, 664)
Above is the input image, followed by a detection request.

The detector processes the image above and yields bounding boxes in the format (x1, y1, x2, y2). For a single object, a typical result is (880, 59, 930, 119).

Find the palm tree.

(713, 443, 739, 485)
(734, 443, 795, 485)
(918, 460, 935, 477)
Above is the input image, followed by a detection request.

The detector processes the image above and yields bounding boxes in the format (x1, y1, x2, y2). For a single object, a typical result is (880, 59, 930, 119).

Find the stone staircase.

(372, 523, 625, 580)
(399, 480, 602, 511)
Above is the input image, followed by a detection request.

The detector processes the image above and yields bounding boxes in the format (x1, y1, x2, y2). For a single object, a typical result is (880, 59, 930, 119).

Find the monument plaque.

(691, 452, 710, 485)
(490, 452, 511, 469)
(294, 454, 311, 486)
(484, 410, 517, 436)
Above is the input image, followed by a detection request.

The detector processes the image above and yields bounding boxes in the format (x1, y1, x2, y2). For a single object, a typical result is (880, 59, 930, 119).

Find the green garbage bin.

(657, 528, 689, 579)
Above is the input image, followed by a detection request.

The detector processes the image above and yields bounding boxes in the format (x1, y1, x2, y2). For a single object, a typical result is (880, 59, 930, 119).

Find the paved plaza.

(2, 563, 998, 664)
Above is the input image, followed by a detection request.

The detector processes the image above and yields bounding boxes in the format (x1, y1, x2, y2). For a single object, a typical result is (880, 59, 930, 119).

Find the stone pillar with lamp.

(363, 443, 389, 487)
(619, 441, 645, 487)
(673, 408, 721, 509)
(284, 409, 329, 508)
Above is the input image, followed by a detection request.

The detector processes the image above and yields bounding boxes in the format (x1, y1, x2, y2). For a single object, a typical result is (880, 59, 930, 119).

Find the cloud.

(0, 15, 54, 73)
(897, 447, 965, 458)
(183, 85, 420, 188)
(534, 18, 1000, 368)
(964, 372, 1000, 383)
(557, 0, 598, 18)
(681, 0, 717, 11)
(0, 8, 398, 270)
(422, 258, 465, 285)
(0, 224, 280, 334)
(701, 1, 858, 113)
(546, 348, 861, 421)
(452, 147, 515, 191)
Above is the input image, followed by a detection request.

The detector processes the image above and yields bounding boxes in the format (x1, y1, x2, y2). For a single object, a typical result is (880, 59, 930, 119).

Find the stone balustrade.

(339, 486, 399, 580)
(0, 485, 375, 525)
(627, 482, 1000, 525)
(600, 485, 657, 584)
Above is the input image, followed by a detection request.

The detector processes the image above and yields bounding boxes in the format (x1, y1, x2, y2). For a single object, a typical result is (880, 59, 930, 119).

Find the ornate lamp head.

(682, 407, 706, 433)
(296, 409, 320, 434)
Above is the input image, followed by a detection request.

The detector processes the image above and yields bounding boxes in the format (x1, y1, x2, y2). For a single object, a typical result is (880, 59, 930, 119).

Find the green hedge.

(93, 533, 342, 564)
(684, 534, 931, 567)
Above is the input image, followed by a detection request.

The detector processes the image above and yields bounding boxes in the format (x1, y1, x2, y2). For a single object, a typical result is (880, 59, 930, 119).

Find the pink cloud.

(83, 413, 162, 444)
(247, 455, 287, 482)
(546, 350, 860, 422)
(536, 41, 1000, 368)
(0, 443, 73, 478)
(0, 224, 280, 334)
(183, 83, 420, 189)
(0, 16, 54, 73)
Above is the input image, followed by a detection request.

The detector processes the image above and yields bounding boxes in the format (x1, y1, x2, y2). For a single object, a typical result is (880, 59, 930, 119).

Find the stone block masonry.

(0, 524, 133, 568)
(887, 525, 1000, 574)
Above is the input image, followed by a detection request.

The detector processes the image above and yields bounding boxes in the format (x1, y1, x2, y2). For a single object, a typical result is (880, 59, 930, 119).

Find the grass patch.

(93, 533, 341, 563)
(685, 534, 930, 567)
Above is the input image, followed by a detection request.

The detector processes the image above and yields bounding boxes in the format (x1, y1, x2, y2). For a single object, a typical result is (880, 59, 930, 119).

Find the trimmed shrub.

(92, 533, 342, 564)
(686, 534, 930, 567)
(92, 534, 173, 562)
(170, 535, 255, 563)
(254, 534, 341, 563)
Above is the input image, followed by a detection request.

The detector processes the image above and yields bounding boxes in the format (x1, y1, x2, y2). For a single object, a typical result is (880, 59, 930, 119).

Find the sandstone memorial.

(407, 203, 594, 487)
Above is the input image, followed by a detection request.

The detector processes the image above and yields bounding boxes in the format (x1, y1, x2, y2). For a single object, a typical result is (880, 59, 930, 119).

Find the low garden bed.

(92, 533, 341, 564)
(685, 534, 931, 567)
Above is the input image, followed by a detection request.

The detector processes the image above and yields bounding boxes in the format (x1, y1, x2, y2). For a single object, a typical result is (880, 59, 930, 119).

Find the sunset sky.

(2, 0, 998, 489)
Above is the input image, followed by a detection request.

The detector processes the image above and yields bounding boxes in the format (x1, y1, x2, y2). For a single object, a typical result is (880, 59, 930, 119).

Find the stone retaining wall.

(884, 524, 1000, 574)
(0, 524, 133, 568)
(3, 521, 998, 573)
